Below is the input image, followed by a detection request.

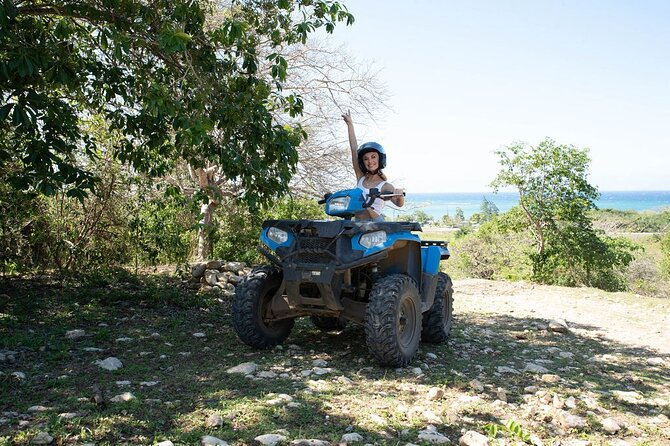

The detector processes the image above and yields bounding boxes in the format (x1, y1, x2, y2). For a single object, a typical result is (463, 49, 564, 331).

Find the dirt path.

(454, 278, 670, 354)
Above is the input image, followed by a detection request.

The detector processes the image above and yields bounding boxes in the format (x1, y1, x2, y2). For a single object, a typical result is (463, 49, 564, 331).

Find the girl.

(342, 111, 405, 221)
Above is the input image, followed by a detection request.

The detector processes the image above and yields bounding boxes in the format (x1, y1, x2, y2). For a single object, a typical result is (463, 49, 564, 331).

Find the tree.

(0, 0, 354, 203)
(490, 138, 635, 288)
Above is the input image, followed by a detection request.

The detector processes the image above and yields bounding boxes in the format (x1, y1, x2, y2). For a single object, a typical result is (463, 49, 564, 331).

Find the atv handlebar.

(363, 188, 405, 208)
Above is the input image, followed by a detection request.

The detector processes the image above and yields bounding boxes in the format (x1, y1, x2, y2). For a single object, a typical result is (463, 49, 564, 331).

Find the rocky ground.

(0, 275, 668, 446)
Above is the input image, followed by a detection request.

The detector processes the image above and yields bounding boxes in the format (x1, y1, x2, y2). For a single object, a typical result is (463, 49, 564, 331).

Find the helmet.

(357, 141, 386, 173)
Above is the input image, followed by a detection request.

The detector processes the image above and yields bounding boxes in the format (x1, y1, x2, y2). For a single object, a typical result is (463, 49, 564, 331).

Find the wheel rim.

(398, 292, 418, 347)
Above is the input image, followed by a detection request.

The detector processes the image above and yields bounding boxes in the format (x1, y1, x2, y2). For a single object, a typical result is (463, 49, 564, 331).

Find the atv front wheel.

(232, 266, 294, 348)
(310, 316, 348, 331)
(421, 272, 454, 343)
(365, 274, 421, 367)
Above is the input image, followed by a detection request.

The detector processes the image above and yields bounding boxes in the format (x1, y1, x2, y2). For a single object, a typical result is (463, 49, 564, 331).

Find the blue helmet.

(357, 141, 386, 173)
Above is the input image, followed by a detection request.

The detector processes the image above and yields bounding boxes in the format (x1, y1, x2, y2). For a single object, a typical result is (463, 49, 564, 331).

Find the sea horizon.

(387, 190, 670, 220)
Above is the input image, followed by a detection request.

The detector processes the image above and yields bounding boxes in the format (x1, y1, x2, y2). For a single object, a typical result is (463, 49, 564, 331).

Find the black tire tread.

(421, 272, 454, 343)
(365, 274, 421, 367)
(232, 265, 294, 348)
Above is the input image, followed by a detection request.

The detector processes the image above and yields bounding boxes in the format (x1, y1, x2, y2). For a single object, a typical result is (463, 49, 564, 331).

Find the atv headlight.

(267, 227, 288, 245)
(360, 230, 387, 248)
(328, 196, 351, 212)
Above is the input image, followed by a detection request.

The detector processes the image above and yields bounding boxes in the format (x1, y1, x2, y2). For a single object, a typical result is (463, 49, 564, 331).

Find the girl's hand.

(342, 110, 353, 125)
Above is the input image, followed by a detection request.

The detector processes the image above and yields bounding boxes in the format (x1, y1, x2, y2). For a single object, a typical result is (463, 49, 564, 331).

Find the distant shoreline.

(389, 190, 670, 220)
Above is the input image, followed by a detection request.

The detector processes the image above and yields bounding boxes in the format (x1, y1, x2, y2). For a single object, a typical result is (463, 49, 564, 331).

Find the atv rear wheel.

(421, 272, 454, 343)
(365, 274, 421, 367)
(232, 266, 294, 348)
(310, 316, 348, 331)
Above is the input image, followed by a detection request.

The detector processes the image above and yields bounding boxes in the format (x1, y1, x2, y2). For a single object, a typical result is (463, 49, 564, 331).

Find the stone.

(27, 406, 50, 412)
(225, 261, 246, 273)
(258, 371, 278, 379)
(95, 357, 123, 371)
(496, 366, 520, 374)
(155, 441, 174, 446)
(313, 367, 331, 375)
(11, 371, 26, 380)
(193, 332, 207, 338)
(427, 387, 444, 401)
(647, 357, 665, 366)
(469, 379, 484, 392)
(411, 367, 423, 375)
(31, 432, 53, 444)
(206, 413, 224, 427)
(290, 441, 329, 446)
(422, 410, 442, 424)
(523, 363, 550, 374)
(65, 329, 86, 340)
(140, 381, 159, 386)
(541, 374, 560, 383)
(255, 433, 287, 445)
(191, 263, 207, 278)
(612, 390, 644, 404)
(565, 396, 577, 409)
(601, 417, 621, 434)
(312, 359, 328, 367)
(496, 387, 507, 403)
(116, 337, 133, 342)
(418, 425, 451, 444)
(110, 392, 135, 402)
(341, 432, 364, 443)
(204, 270, 220, 286)
(458, 430, 488, 446)
(116, 380, 131, 386)
(226, 362, 257, 375)
(58, 412, 80, 419)
(548, 319, 569, 333)
(206, 260, 223, 270)
(557, 411, 585, 428)
(426, 352, 438, 360)
(201, 435, 228, 446)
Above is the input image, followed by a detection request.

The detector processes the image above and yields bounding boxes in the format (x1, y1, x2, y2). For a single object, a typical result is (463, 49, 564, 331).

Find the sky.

(322, 0, 670, 193)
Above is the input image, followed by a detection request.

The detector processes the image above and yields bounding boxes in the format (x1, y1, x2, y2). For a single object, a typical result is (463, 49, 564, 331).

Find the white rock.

(559, 351, 574, 359)
(369, 413, 387, 425)
(255, 433, 287, 445)
(258, 371, 278, 379)
(548, 319, 569, 333)
(65, 329, 86, 340)
(411, 367, 423, 375)
(557, 411, 585, 428)
(496, 387, 507, 403)
(82, 347, 104, 352)
(290, 440, 330, 446)
(425, 353, 438, 360)
(116, 380, 131, 386)
(58, 412, 80, 419)
(523, 363, 550, 374)
(110, 392, 135, 402)
(422, 410, 442, 424)
(27, 405, 50, 412)
(565, 396, 577, 409)
(201, 435, 228, 446)
(205, 413, 224, 427)
(496, 366, 520, 374)
(226, 362, 257, 375)
(155, 441, 174, 446)
(313, 367, 332, 375)
(341, 432, 364, 443)
(116, 337, 133, 342)
(11, 371, 26, 380)
(612, 390, 644, 404)
(458, 430, 488, 446)
(31, 432, 53, 444)
(469, 379, 484, 392)
(541, 374, 560, 383)
(140, 381, 159, 386)
(602, 417, 621, 434)
(95, 357, 123, 371)
(427, 387, 444, 400)
(193, 332, 206, 338)
(418, 425, 451, 444)
(647, 357, 665, 366)
(312, 359, 328, 367)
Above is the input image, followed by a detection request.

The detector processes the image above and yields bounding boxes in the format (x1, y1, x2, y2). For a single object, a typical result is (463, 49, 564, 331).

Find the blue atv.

(232, 187, 454, 367)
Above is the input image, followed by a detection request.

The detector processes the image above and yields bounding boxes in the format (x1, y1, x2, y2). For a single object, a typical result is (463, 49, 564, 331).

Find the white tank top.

(357, 177, 386, 214)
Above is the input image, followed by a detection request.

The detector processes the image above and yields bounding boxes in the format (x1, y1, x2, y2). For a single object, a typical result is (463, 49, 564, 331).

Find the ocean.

(387, 190, 670, 220)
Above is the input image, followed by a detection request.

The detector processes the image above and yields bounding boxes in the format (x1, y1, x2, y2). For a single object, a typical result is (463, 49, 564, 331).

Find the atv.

(232, 187, 454, 367)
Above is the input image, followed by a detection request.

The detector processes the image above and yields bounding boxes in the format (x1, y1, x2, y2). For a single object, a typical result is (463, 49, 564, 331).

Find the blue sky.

(324, 0, 670, 192)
